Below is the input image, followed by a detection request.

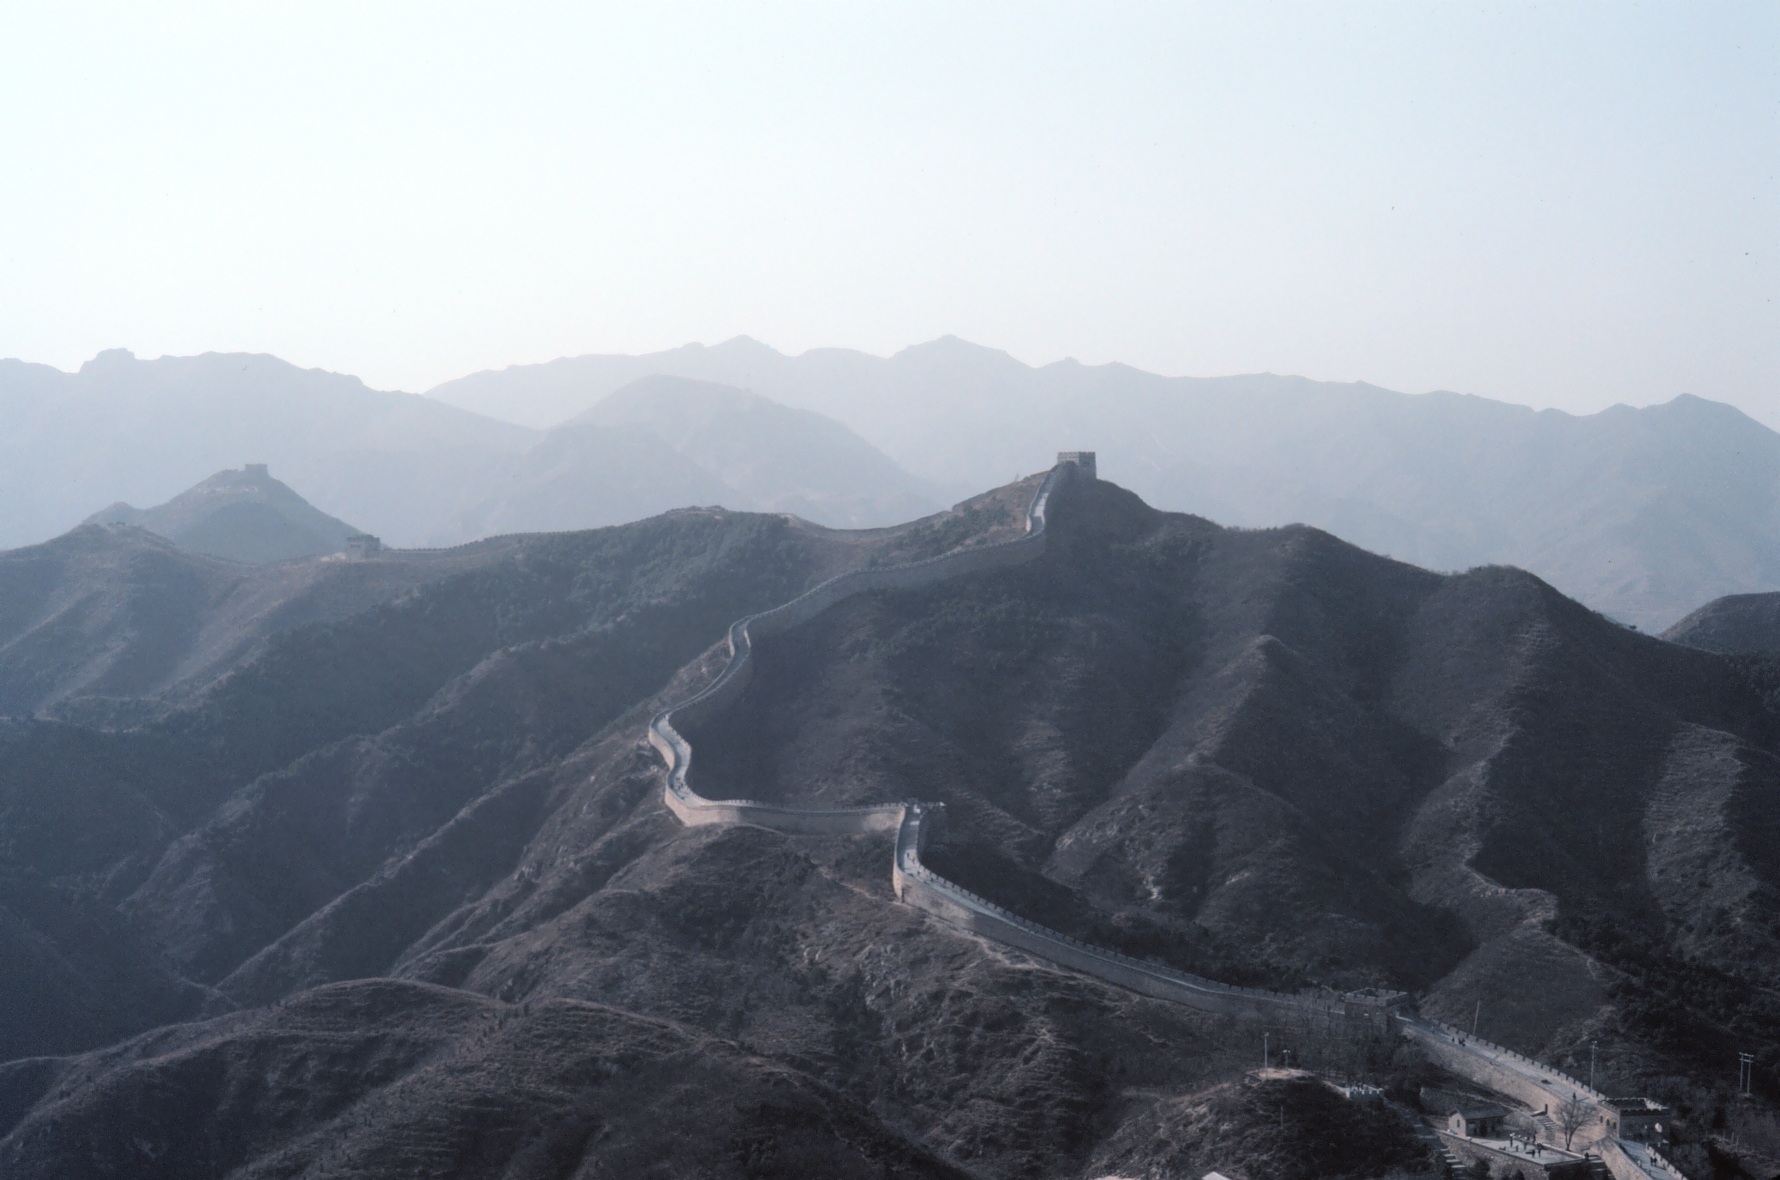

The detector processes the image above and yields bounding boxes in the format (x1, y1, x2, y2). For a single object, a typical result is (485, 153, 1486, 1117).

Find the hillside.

(85, 464, 363, 564)
(0, 351, 939, 550)
(0, 523, 515, 721)
(1664, 593, 1780, 656)
(570, 375, 940, 528)
(2, 470, 1778, 1176)
(0, 349, 534, 551)
(429, 336, 1780, 629)
(447, 377, 941, 539)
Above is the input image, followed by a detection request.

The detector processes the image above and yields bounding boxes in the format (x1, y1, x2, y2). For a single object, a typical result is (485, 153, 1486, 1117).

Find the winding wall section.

(641, 456, 1674, 1170)
(646, 457, 1390, 1024)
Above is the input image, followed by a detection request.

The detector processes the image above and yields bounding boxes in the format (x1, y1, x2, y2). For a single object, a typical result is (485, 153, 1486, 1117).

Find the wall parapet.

(1413, 1017, 1606, 1103)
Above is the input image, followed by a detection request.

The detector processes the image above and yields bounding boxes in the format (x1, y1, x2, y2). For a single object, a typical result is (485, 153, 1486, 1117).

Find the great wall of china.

(644, 454, 1682, 1179)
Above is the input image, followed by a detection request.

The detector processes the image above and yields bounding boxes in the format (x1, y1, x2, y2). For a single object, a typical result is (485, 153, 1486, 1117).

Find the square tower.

(1057, 451, 1097, 479)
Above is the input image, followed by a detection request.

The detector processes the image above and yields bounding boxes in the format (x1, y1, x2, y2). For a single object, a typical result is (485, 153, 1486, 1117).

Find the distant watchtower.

(1057, 451, 1096, 480)
(244, 463, 269, 478)
(345, 533, 382, 558)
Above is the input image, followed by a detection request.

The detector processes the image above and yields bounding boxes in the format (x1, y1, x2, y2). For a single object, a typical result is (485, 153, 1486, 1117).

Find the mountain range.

(0, 352, 940, 552)
(3, 469, 1779, 1177)
(431, 336, 1780, 630)
(6, 336, 1778, 629)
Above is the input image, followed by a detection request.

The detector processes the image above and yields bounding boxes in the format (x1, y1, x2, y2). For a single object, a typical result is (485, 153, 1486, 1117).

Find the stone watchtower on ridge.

(1057, 451, 1096, 479)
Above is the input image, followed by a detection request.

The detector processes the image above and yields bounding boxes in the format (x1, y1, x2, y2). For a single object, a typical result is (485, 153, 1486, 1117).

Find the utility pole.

(1472, 1000, 1481, 1037)
(1590, 1041, 1598, 1091)
(1263, 1031, 1270, 1070)
(1740, 1052, 1755, 1097)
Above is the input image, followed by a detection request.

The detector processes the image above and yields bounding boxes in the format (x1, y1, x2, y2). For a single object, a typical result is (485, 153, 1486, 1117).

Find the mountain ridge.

(426, 336, 1777, 629)
(0, 352, 939, 551)
(3, 468, 1776, 1175)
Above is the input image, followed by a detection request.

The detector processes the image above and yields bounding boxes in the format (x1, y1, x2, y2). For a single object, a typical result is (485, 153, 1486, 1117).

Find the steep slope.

(0, 505, 868, 1061)
(0, 524, 513, 721)
(0, 980, 968, 1180)
(4, 472, 1779, 1176)
(428, 336, 1780, 628)
(85, 464, 363, 563)
(0, 526, 244, 717)
(685, 477, 1780, 1025)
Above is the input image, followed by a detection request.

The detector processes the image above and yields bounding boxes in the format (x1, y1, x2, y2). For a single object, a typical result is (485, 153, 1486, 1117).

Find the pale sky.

(1, 3, 1773, 419)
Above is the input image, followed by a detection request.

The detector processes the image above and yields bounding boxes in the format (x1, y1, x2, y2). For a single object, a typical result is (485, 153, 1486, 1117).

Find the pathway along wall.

(645, 455, 1403, 1028)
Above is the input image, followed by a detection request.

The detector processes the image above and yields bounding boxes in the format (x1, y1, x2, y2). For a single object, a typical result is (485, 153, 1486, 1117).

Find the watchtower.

(244, 463, 269, 478)
(345, 533, 382, 558)
(1057, 451, 1097, 479)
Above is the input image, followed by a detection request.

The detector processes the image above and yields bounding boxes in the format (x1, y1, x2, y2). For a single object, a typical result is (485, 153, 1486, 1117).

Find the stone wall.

(648, 463, 1072, 834)
(892, 804, 1357, 1021)
(1438, 1131, 1593, 1179)
(638, 453, 1672, 1177)
(1406, 1018, 1606, 1106)
(646, 457, 1410, 1027)
(1597, 1138, 1668, 1180)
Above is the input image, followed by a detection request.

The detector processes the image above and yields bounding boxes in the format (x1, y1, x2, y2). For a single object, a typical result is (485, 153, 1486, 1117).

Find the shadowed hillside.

(0, 524, 519, 721)
(690, 477, 1780, 1032)
(2, 471, 1778, 1177)
(1665, 592, 1780, 656)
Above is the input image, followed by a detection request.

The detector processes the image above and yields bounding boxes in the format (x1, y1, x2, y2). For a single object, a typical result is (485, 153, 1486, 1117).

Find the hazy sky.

(2, 3, 1773, 418)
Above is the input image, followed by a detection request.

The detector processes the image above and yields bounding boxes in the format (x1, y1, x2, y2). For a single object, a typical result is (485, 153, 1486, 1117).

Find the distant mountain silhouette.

(1, 351, 938, 551)
(453, 421, 736, 538)
(0, 349, 532, 551)
(428, 336, 1780, 629)
(569, 375, 940, 527)
(11, 341, 1776, 627)
(443, 376, 940, 539)
(85, 464, 362, 564)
